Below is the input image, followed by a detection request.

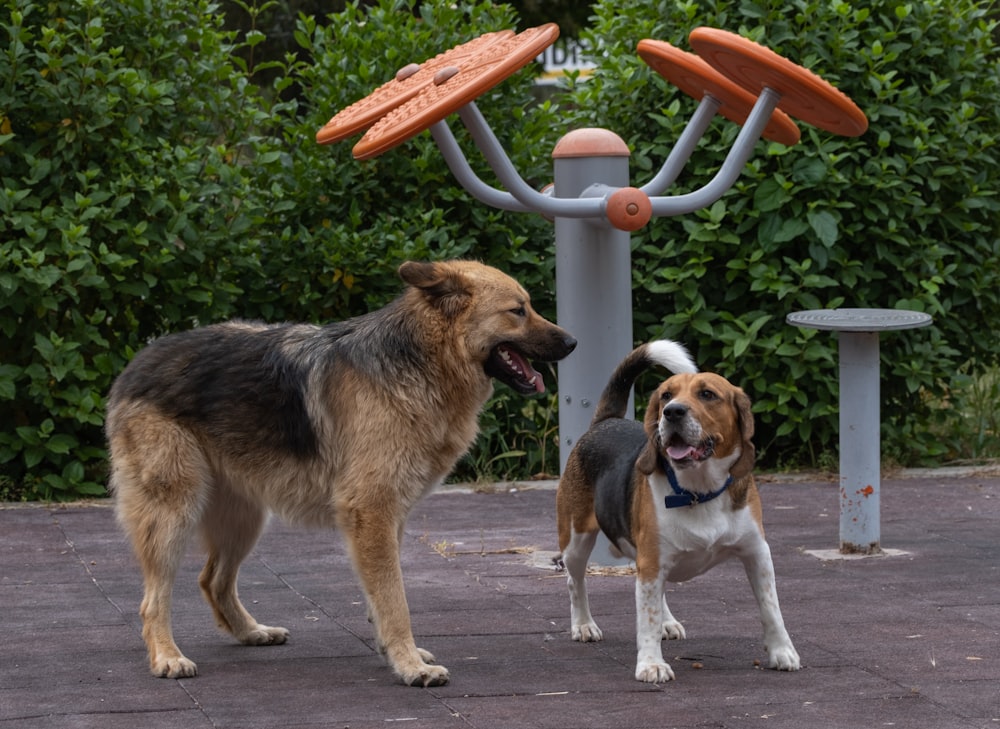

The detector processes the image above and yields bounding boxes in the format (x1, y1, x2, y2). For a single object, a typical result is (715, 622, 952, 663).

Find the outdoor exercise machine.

(316, 23, 868, 504)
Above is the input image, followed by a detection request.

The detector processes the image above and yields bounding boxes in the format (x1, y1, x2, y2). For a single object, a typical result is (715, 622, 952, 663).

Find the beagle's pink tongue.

(667, 444, 698, 460)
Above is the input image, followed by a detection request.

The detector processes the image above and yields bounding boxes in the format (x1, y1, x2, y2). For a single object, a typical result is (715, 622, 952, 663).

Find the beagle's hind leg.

(556, 468, 604, 642)
(660, 595, 686, 640)
(561, 527, 603, 642)
(198, 482, 289, 647)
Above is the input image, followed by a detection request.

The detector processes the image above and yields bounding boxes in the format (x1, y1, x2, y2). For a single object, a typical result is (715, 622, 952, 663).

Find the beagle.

(555, 340, 800, 682)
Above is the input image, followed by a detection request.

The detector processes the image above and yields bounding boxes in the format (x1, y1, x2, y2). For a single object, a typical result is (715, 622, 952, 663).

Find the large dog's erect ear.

(730, 387, 756, 480)
(635, 389, 662, 475)
(398, 260, 471, 318)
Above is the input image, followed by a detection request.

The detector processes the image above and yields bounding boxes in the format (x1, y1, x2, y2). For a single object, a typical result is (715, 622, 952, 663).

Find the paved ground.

(3, 470, 1000, 729)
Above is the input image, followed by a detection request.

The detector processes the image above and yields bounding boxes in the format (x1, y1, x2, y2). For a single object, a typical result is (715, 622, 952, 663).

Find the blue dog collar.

(661, 455, 732, 509)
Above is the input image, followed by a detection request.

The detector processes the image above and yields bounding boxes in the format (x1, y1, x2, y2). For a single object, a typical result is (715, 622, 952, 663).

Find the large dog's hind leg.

(112, 419, 205, 678)
(136, 560, 198, 677)
(131, 523, 199, 678)
(198, 484, 289, 648)
(342, 508, 449, 687)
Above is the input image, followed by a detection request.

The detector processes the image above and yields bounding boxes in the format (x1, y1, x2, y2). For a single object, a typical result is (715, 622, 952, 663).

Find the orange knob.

(606, 187, 652, 231)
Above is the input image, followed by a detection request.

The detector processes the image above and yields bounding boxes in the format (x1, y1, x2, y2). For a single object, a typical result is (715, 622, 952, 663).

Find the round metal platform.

(787, 308, 932, 332)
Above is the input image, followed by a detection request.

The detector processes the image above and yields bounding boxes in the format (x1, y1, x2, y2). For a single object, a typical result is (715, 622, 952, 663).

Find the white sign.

(536, 38, 595, 85)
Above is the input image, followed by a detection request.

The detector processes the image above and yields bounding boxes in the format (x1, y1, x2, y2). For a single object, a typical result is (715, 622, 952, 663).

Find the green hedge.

(2, 0, 997, 499)
(2, 0, 275, 497)
(565, 0, 1000, 466)
(0, 0, 562, 498)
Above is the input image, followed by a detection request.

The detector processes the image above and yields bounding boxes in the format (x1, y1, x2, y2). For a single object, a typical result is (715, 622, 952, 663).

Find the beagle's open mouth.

(664, 433, 715, 465)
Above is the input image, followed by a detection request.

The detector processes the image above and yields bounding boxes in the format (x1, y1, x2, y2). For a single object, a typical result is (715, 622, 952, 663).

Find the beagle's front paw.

(766, 641, 801, 671)
(661, 619, 685, 640)
(571, 621, 603, 642)
(636, 659, 675, 683)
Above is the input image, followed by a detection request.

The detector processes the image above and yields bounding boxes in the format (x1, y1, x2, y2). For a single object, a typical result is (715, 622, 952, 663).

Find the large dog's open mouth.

(664, 433, 714, 467)
(485, 344, 545, 395)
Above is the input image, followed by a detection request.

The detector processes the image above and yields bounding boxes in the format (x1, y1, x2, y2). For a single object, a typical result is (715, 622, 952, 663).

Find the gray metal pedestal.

(787, 308, 932, 554)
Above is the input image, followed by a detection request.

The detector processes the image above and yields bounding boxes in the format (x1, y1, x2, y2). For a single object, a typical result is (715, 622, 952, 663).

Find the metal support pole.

(552, 130, 636, 470)
(838, 331, 882, 554)
(552, 129, 635, 567)
(787, 308, 930, 556)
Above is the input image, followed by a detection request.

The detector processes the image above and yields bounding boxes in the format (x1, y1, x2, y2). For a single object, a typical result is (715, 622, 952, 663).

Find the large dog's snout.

(559, 333, 578, 356)
(537, 328, 577, 361)
(662, 401, 688, 423)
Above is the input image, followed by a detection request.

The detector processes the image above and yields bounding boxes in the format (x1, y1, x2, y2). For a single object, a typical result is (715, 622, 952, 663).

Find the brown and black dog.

(106, 260, 576, 686)
(556, 341, 799, 682)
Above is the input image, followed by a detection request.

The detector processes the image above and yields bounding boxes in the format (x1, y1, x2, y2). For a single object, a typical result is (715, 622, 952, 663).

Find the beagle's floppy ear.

(729, 387, 756, 480)
(636, 388, 663, 475)
(636, 439, 660, 475)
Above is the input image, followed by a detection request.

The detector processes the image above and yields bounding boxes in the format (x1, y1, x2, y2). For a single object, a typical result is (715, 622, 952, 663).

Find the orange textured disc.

(637, 39, 800, 146)
(352, 23, 559, 160)
(688, 27, 868, 137)
(315, 30, 515, 145)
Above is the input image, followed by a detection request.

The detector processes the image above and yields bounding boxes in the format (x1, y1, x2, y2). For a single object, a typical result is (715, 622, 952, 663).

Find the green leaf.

(807, 210, 839, 247)
(62, 460, 85, 483)
(245, 29, 266, 47)
(0, 364, 19, 400)
(753, 178, 792, 213)
(45, 434, 78, 455)
(773, 218, 811, 243)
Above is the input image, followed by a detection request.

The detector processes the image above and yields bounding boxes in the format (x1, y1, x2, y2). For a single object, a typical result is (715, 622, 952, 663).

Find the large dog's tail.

(591, 340, 697, 425)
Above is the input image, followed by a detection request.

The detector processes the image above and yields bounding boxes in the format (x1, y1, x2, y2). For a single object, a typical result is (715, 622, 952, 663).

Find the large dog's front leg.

(343, 512, 449, 687)
(634, 573, 675, 683)
(741, 541, 800, 671)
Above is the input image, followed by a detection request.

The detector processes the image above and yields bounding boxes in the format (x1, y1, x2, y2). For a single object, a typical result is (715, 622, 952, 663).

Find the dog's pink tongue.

(667, 444, 698, 460)
(503, 347, 545, 393)
(529, 363, 545, 393)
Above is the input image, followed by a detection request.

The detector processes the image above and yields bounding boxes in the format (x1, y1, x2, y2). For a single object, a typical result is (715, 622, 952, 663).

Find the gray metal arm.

(456, 103, 603, 218)
(639, 94, 721, 196)
(648, 87, 782, 216)
(428, 87, 781, 224)
(428, 121, 534, 212)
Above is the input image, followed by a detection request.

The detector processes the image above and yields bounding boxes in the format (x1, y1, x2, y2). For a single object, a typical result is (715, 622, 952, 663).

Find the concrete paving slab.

(3, 473, 999, 728)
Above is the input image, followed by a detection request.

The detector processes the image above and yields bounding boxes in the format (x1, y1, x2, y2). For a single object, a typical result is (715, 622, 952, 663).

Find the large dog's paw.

(766, 642, 801, 671)
(151, 654, 198, 679)
(571, 621, 603, 642)
(240, 624, 289, 646)
(400, 661, 450, 687)
(390, 646, 450, 687)
(635, 659, 675, 683)
(661, 619, 686, 640)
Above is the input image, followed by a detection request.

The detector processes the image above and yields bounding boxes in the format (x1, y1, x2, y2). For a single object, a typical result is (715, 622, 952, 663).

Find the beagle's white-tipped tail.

(645, 340, 698, 375)
(591, 340, 698, 424)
